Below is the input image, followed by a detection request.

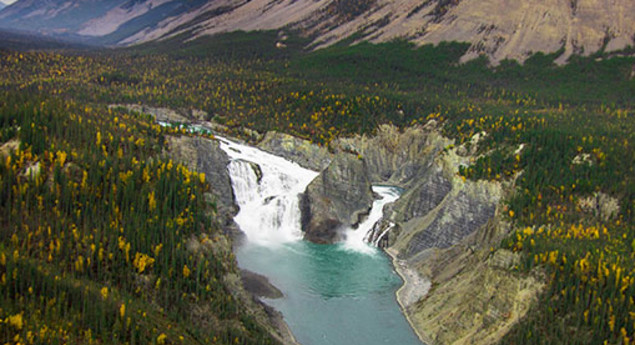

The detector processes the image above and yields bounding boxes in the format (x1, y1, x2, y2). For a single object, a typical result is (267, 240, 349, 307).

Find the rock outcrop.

(396, 178, 500, 260)
(410, 251, 543, 345)
(166, 135, 237, 222)
(393, 217, 543, 345)
(328, 123, 531, 345)
(334, 124, 451, 187)
(300, 153, 374, 243)
(392, 166, 452, 224)
(258, 131, 332, 172)
(240, 270, 284, 299)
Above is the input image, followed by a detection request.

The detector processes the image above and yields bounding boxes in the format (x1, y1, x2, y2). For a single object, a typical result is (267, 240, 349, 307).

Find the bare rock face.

(300, 154, 374, 244)
(240, 270, 283, 299)
(109, 104, 193, 123)
(258, 131, 332, 172)
(392, 167, 453, 224)
(411, 250, 543, 345)
(400, 185, 499, 260)
(167, 136, 237, 222)
(577, 191, 620, 221)
(334, 124, 451, 187)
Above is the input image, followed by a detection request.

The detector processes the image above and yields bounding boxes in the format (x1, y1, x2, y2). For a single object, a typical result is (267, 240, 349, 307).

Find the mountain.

(0, 3, 5, 11)
(0, 0, 209, 43)
(0, 0, 127, 36)
(0, 0, 633, 63)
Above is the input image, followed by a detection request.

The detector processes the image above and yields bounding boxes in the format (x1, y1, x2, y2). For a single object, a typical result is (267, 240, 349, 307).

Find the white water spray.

(215, 135, 400, 253)
(342, 186, 401, 254)
(218, 136, 319, 245)
(372, 223, 395, 247)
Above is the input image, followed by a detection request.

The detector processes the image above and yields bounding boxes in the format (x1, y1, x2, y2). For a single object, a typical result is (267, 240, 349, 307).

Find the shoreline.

(231, 231, 301, 345)
(385, 248, 432, 345)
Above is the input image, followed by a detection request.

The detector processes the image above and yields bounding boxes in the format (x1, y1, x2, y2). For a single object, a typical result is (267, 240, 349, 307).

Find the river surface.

(218, 136, 422, 345)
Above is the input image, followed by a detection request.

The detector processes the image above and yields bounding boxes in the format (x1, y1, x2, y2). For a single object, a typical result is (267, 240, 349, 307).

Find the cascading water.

(342, 186, 401, 254)
(218, 137, 319, 244)
(216, 135, 422, 345)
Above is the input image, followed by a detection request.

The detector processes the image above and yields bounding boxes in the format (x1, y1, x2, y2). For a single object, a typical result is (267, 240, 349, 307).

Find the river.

(218, 136, 422, 345)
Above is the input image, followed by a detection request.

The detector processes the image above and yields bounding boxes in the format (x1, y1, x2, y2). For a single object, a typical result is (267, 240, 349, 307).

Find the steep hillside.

(0, 0, 127, 35)
(141, 0, 635, 63)
(0, 0, 209, 44)
(1, 0, 633, 62)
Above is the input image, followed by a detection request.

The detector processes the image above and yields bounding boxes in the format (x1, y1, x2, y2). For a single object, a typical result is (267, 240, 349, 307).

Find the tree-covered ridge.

(0, 31, 633, 344)
(0, 90, 279, 344)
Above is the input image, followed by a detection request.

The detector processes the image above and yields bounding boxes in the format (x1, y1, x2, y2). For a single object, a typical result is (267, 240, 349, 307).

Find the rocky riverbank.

(385, 248, 431, 344)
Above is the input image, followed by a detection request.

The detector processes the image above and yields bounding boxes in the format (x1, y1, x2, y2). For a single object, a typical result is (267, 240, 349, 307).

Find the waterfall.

(342, 186, 401, 254)
(218, 137, 319, 245)
(372, 223, 395, 247)
(213, 136, 421, 345)
(217, 135, 401, 251)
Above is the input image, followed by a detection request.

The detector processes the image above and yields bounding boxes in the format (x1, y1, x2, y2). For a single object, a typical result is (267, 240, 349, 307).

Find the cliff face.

(408, 246, 544, 345)
(166, 133, 300, 345)
(334, 123, 450, 187)
(300, 153, 374, 243)
(392, 175, 501, 261)
(166, 135, 237, 222)
(257, 132, 375, 244)
(369, 128, 542, 345)
(390, 212, 543, 345)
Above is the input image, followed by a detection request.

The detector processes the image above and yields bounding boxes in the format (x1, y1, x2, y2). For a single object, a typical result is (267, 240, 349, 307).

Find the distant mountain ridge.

(0, 0, 633, 63)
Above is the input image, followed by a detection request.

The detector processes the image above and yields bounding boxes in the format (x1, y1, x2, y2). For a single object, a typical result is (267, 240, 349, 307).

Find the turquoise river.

(217, 136, 423, 345)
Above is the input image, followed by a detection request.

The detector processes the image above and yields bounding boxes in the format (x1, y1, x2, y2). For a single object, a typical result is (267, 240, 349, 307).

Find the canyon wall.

(291, 123, 543, 345)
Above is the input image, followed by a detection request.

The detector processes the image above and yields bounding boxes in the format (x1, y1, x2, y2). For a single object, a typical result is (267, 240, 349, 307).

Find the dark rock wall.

(300, 154, 374, 243)
(402, 190, 497, 259)
(393, 167, 452, 223)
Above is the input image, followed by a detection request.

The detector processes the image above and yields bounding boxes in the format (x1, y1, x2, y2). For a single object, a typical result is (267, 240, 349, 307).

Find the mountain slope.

(0, 0, 209, 43)
(144, 0, 635, 63)
(0, 0, 128, 35)
(0, 0, 633, 63)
